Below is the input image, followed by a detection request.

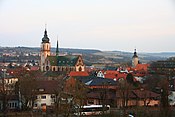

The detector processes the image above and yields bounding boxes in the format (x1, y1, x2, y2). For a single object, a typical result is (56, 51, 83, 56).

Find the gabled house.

(96, 70, 105, 78)
(33, 80, 61, 110)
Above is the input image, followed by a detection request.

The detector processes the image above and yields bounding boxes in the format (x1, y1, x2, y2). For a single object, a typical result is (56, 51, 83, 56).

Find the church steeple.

(133, 49, 138, 58)
(56, 38, 59, 56)
(42, 28, 50, 43)
(132, 48, 139, 68)
(40, 27, 51, 72)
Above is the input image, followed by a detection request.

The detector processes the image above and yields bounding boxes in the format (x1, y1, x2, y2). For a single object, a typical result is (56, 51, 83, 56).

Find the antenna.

(45, 22, 47, 30)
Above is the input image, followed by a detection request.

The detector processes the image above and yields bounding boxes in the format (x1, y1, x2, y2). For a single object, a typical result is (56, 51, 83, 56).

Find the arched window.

(53, 67, 55, 71)
(58, 67, 60, 71)
(66, 67, 68, 71)
(79, 67, 82, 71)
(46, 66, 49, 71)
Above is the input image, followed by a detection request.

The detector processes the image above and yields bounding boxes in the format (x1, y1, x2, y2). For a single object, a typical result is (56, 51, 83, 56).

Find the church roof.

(47, 55, 80, 66)
(47, 56, 58, 66)
(57, 55, 79, 66)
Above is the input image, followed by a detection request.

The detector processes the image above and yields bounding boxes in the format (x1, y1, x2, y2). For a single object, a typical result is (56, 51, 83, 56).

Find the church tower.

(40, 29, 51, 71)
(56, 39, 59, 56)
(132, 49, 139, 68)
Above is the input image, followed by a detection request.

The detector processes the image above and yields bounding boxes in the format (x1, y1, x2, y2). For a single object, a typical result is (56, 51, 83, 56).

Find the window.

(79, 67, 82, 71)
(41, 95, 46, 99)
(34, 104, 37, 107)
(12, 103, 14, 108)
(9, 103, 11, 108)
(14, 103, 17, 107)
(88, 100, 94, 105)
(53, 67, 55, 71)
(51, 95, 55, 98)
(41, 103, 46, 106)
(46, 66, 49, 71)
(39, 89, 45, 92)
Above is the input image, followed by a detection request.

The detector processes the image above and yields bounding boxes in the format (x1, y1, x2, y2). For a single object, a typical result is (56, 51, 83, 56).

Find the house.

(116, 89, 160, 108)
(33, 80, 62, 110)
(64, 76, 117, 106)
(96, 70, 105, 78)
(168, 91, 175, 106)
(0, 95, 20, 111)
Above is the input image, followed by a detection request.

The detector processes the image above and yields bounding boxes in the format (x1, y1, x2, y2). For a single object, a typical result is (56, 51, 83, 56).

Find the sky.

(0, 0, 175, 52)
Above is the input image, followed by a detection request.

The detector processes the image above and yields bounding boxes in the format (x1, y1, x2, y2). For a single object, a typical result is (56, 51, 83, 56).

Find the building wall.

(132, 57, 139, 68)
(0, 100, 19, 110)
(34, 94, 54, 109)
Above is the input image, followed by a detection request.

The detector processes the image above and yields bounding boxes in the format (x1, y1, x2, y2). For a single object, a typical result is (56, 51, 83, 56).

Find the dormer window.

(39, 89, 45, 92)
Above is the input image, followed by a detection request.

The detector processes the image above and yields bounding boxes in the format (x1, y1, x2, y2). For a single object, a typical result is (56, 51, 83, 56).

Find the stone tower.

(40, 29, 51, 71)
(132, 49, 139, 68)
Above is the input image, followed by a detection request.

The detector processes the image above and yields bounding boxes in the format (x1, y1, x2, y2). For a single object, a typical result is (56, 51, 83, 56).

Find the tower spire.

(56, 36, 59, 56)
(133, 48, 137, 57)
(42, 24, 49, 43)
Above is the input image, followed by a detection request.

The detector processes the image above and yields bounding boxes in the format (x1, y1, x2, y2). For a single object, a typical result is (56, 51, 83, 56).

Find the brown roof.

(116, 89, 160, 99)
(35, 80, 62, 94)
(132, 89, 160, 99)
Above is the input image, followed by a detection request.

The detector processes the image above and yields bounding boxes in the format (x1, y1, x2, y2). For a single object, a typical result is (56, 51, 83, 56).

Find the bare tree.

(64, 77, 88, 116)
(159, 78, 170, 117)
(13, 68, 38, 110)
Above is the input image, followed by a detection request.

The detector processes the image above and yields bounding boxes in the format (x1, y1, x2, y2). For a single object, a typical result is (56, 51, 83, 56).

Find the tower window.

(79, 67, 82, 71)
(46, 66, 49, 71)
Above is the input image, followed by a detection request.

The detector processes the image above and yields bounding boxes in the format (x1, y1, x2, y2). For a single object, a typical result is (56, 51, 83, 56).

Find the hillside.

(0, 47, 175, 65)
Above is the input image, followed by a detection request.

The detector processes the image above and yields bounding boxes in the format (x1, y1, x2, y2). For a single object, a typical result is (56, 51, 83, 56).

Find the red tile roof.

(69, 71, 89, 77)
(135, 64, 150, 71)
(104, 70, 127, 80)
(30, 66, 39, 71)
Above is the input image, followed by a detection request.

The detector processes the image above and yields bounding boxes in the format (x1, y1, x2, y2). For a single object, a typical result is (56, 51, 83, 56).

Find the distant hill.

(0, 47, 175, 64)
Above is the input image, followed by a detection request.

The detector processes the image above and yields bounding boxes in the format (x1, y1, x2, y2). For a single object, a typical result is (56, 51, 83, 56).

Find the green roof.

(47, 55, 79, 66)
(57, 55, 79, 66)
(47, 56, 58, 66)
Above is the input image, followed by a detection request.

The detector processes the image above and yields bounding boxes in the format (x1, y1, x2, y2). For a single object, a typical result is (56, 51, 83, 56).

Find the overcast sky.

(0, 0, 175, 52)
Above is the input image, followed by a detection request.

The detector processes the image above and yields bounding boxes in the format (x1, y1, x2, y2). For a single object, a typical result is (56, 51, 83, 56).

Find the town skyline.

(1, 0, 175, 52)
